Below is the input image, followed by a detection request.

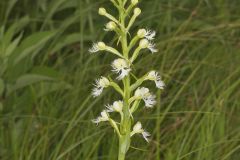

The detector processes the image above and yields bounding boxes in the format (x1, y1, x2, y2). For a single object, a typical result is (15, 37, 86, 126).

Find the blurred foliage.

(0, 0, 240, 160)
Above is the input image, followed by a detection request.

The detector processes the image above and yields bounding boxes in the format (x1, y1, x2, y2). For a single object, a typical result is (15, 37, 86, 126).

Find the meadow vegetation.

(0, 0, 240, 159)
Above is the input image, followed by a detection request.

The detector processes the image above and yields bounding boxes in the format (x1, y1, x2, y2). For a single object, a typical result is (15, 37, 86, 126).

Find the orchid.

(90, 0, 166, 159)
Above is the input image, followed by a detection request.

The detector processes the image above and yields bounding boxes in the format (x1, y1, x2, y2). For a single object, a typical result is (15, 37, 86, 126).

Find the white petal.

(142, 131, 151, 142)
(133, 121, 143, 132)
(145, 30, 156, 40)
(92, 118, 100, 125)
(116, 68, 131, 80)
(100, 110, 109, 120)
(148, 42, 158, 53)
(92, 87, 103, 97)
(89, 43, 99, 53)
(156, 79, 165, 89)
(112, 59, 131, 80)
(106, 104, 114, 112)
(143, 94, 156, 108)
(135, 87, 150, 98)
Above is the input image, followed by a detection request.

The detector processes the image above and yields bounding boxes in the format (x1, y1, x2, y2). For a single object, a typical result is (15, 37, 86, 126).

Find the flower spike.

(90, 0, 167, 157)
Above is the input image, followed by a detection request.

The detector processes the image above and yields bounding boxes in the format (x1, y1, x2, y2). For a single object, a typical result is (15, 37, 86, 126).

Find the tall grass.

(0, 0, 240, 159)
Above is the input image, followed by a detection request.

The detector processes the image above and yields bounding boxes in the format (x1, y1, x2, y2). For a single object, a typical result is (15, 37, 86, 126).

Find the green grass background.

(0, 0, 240, 159)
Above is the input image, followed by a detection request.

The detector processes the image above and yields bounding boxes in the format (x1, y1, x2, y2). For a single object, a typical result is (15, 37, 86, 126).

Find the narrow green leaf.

(4, 0, 18, 23)
(7, 74, 56, 94)
(3, 16, 29, 46)
(51, 33, 81, 53)
(31, 66, 61, 79)
(4, 33, 22, 57)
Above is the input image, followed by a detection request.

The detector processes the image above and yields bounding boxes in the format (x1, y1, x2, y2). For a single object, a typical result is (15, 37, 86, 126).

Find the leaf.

(3, 16, 29, 47)
(51, 33, 82, 53)
(12, 31, 56, 65)
(42, 0, 67, 27)
(31, 66, 61, 79)
(4, 0, 18, 23)
(36, 81, 72, 98)
(4, 33, 23, 57)
(7, 74, 56, 95)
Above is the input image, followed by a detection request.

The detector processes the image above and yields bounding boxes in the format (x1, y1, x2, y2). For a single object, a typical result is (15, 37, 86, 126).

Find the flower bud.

(106, 21, 117, 30)
(131, 0, 138, 5)
(97, 42, 106, 50)
(99, 8, 107, 15)
(137, 29, 146, 38)
(134, 8, 141, 16)
(139, 39, 149, 48)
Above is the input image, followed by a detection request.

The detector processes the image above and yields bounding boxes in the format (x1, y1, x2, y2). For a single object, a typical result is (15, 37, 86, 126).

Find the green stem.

(118, 134, 130, 160)
(118, 2, 131, 159)
(156, 90, 161, 160)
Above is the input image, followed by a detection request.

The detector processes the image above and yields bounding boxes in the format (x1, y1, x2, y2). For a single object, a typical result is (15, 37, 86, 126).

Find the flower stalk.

(90, 0, 165, 159)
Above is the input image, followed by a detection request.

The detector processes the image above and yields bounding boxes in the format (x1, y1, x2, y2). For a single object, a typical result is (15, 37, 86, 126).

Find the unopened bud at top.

(139, 39, 149, 48)
(134, 8, 141, 16)
(131, 0, 138, 5)
(137, 29, 147, 38)
(97, 42, 106, 50)
(99, 8, 107, 15)
(106, 21, 117, 30)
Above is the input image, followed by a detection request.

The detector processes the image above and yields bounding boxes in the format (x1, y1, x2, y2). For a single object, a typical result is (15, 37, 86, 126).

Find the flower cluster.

(89, 0, 166, 156)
